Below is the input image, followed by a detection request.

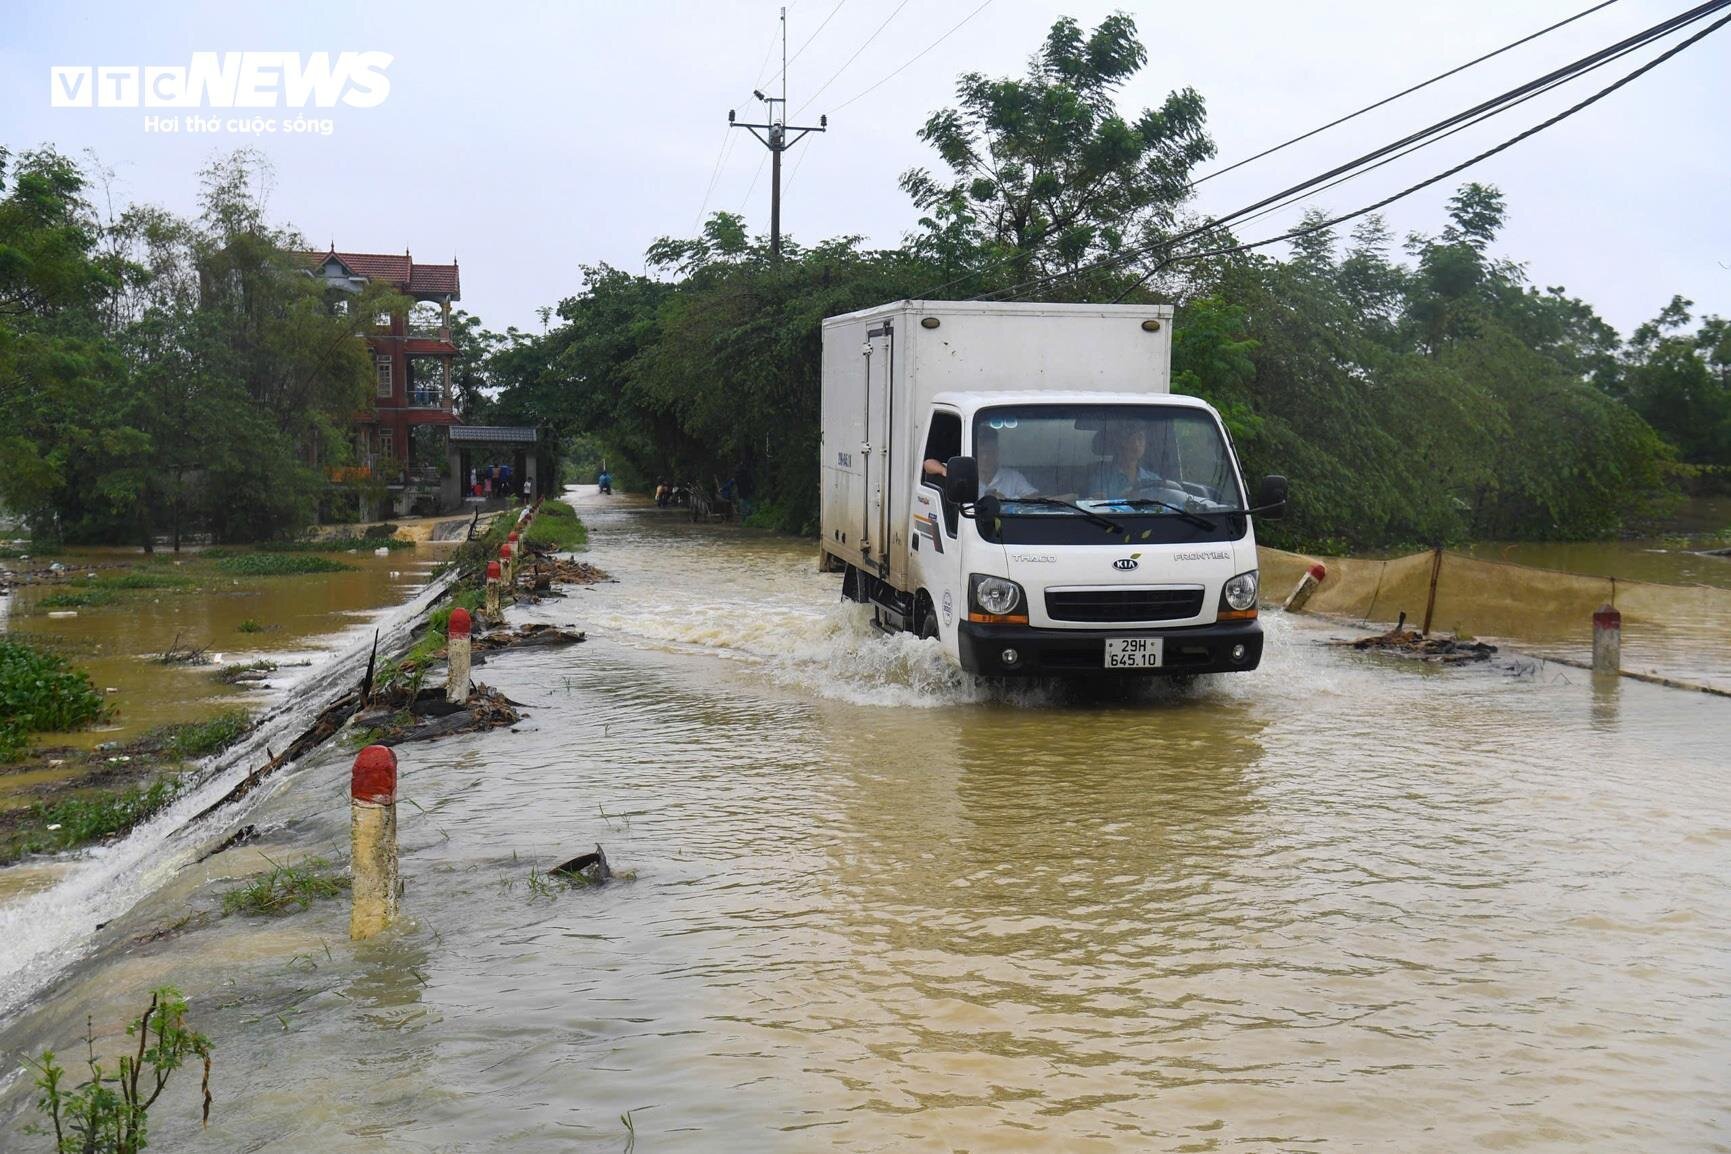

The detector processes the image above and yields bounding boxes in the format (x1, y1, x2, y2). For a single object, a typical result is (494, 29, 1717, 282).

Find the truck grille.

(1044, 587, 1205, 623)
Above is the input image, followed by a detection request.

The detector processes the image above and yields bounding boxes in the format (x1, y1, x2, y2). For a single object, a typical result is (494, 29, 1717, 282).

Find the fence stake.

(1421, 546, 1444, 636)
(350, 745, 399, 941)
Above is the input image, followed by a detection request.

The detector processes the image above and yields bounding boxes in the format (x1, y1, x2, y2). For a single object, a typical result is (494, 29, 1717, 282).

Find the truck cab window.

(922, 411, 962, 535)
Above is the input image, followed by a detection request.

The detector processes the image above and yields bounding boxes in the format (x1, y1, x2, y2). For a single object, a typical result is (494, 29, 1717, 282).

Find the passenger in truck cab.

(923, 426, 1036, 499)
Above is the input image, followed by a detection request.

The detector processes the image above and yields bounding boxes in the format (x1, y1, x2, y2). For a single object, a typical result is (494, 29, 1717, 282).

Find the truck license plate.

(1104, 637, 1163, 668)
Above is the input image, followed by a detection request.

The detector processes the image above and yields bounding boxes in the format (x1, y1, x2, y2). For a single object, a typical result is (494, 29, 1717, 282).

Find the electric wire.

(942, 0, 1729, 303)
(787, 0, 997, 195)
(1104, 9, 1731, 299)
(695, 25, 785, 228)
(1203, 16, 1672, 244)
(1193, 0, 1622, 187)
(827, 0, 997, 116)
(765, 0, 849, 90)
(793, 0, 914, 116)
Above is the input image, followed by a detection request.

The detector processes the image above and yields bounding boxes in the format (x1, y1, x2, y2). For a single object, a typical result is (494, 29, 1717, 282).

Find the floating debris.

(517, 555, 611, 595)
(473, 623, 587, 652)
(353, 684, 522, 747)
(1333, 613, 1497, 664)
(157, 631, 213, 665)
(552, 844, 612, 885)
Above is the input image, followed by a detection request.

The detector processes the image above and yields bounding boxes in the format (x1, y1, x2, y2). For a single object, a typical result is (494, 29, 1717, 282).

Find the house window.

(379, 428, 395, 461)
(375, 312, 392, 329)
(376, 356, 392, 398)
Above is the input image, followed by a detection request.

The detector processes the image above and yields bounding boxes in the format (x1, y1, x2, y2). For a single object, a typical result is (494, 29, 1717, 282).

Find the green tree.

(900, 13, 1214, 292)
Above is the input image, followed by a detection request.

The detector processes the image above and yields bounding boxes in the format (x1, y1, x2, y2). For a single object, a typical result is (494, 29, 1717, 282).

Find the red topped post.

(350, 745, 399, 939)
(446, 607, 473, 703)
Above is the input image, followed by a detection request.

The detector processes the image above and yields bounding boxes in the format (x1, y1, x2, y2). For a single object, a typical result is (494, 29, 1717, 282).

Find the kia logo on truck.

(1113, 558, 1138, 571)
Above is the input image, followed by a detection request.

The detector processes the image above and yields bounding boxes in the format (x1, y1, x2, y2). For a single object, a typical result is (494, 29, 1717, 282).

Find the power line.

(1107, 9, 1731, 299)
(695, 24, 787, 229)
(1205, 13, 1671, 244)
(787, 0, 997, 197)
(1193, 0, 1623, 188)
(730, 7, 829, 258)
(958, 0, 1729, 303)
(793, 0, 914, 116)
(827, 0, 996, 116)
(739, 149, 769, 212)
(765, 0, 848, 89)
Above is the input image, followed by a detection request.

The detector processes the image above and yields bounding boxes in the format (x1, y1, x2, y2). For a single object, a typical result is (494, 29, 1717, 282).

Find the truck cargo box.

(819, 300, 1174, 590)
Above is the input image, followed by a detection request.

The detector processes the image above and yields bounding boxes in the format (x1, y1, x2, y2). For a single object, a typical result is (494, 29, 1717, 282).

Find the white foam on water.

(0, 572, 454, 1020)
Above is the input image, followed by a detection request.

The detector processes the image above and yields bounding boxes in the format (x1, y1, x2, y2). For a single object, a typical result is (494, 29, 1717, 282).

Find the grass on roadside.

(221, 857, 349, 916)
(523, 500, 587, 552)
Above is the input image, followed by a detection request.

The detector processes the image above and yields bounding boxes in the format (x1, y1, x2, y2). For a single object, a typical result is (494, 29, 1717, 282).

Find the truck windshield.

(972, 404, 1246, 545)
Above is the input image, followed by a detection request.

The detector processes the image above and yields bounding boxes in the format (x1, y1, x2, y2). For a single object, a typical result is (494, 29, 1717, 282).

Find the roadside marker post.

(500, 542, 514, 585)
(1593, 603, 1621, 674)
(1283, 562, 1328, 613)
(350, 745, 399, 941)
(485, 560, 502, 619)
(446, 608, 472, 704)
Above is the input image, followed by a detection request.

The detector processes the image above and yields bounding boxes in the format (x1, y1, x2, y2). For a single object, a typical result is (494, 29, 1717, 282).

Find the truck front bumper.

(956, 618, 1264, 677)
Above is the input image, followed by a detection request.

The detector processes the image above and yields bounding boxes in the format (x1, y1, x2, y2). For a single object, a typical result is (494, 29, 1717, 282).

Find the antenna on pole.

(729, 4, 826, 262)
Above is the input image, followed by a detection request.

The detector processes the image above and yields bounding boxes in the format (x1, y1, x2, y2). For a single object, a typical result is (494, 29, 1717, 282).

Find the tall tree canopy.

(900, 13, 1215, 292)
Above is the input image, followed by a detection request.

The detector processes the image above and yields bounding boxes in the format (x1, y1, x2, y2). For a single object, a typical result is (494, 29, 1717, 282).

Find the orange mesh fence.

(1259, 546, 1731, 692)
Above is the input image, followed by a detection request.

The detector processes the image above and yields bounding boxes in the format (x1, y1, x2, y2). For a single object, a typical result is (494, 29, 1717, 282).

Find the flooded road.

(1, 489, 1728, 1151)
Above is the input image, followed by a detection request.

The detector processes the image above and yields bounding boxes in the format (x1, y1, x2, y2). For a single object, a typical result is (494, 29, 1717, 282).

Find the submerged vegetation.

(152, 710, 251, 759)
(0, 640, 108, 760)
(9, 779, 182, 860)
(220, 857, 349, 917)
(0, 710, 251, 864)
(25, 987, 213, 1153)
(210, 553, 351, 577)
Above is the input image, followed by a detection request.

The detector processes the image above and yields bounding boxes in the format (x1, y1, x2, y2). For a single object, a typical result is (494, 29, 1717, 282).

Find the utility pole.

(730, 6, 826, 261)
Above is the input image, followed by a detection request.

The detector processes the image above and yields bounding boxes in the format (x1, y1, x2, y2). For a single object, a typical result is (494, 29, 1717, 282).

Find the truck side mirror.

(1255, 474, 1288, 517)
(943, 456, 979, 505)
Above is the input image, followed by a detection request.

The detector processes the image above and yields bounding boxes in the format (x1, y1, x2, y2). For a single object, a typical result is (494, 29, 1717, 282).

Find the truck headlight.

(969, 574, 1023, 616)
(1222, 570, 1259, 611)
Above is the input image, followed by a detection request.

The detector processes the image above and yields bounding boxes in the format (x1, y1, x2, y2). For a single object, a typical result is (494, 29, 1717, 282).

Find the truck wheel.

(916, 594, 940, 640)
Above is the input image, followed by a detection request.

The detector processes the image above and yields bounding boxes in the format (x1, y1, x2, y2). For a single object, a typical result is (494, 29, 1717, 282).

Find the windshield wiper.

(993, 496, 1122, 534)
(1099, 498, 1219, 531)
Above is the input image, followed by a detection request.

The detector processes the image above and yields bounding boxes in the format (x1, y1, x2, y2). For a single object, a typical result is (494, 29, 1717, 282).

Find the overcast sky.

(2, 0, 1726, 337)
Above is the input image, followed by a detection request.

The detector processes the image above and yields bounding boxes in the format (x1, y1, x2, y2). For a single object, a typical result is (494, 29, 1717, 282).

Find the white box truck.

(819, 300, 1287, 677)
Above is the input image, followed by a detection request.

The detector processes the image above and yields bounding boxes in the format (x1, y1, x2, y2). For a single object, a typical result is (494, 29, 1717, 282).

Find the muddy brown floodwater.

(0, 488, 1727, 1152)
(0, 544, 453, 753)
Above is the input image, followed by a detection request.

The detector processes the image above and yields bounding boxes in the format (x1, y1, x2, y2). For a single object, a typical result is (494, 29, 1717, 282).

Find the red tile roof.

(299, 248, 460, 301)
